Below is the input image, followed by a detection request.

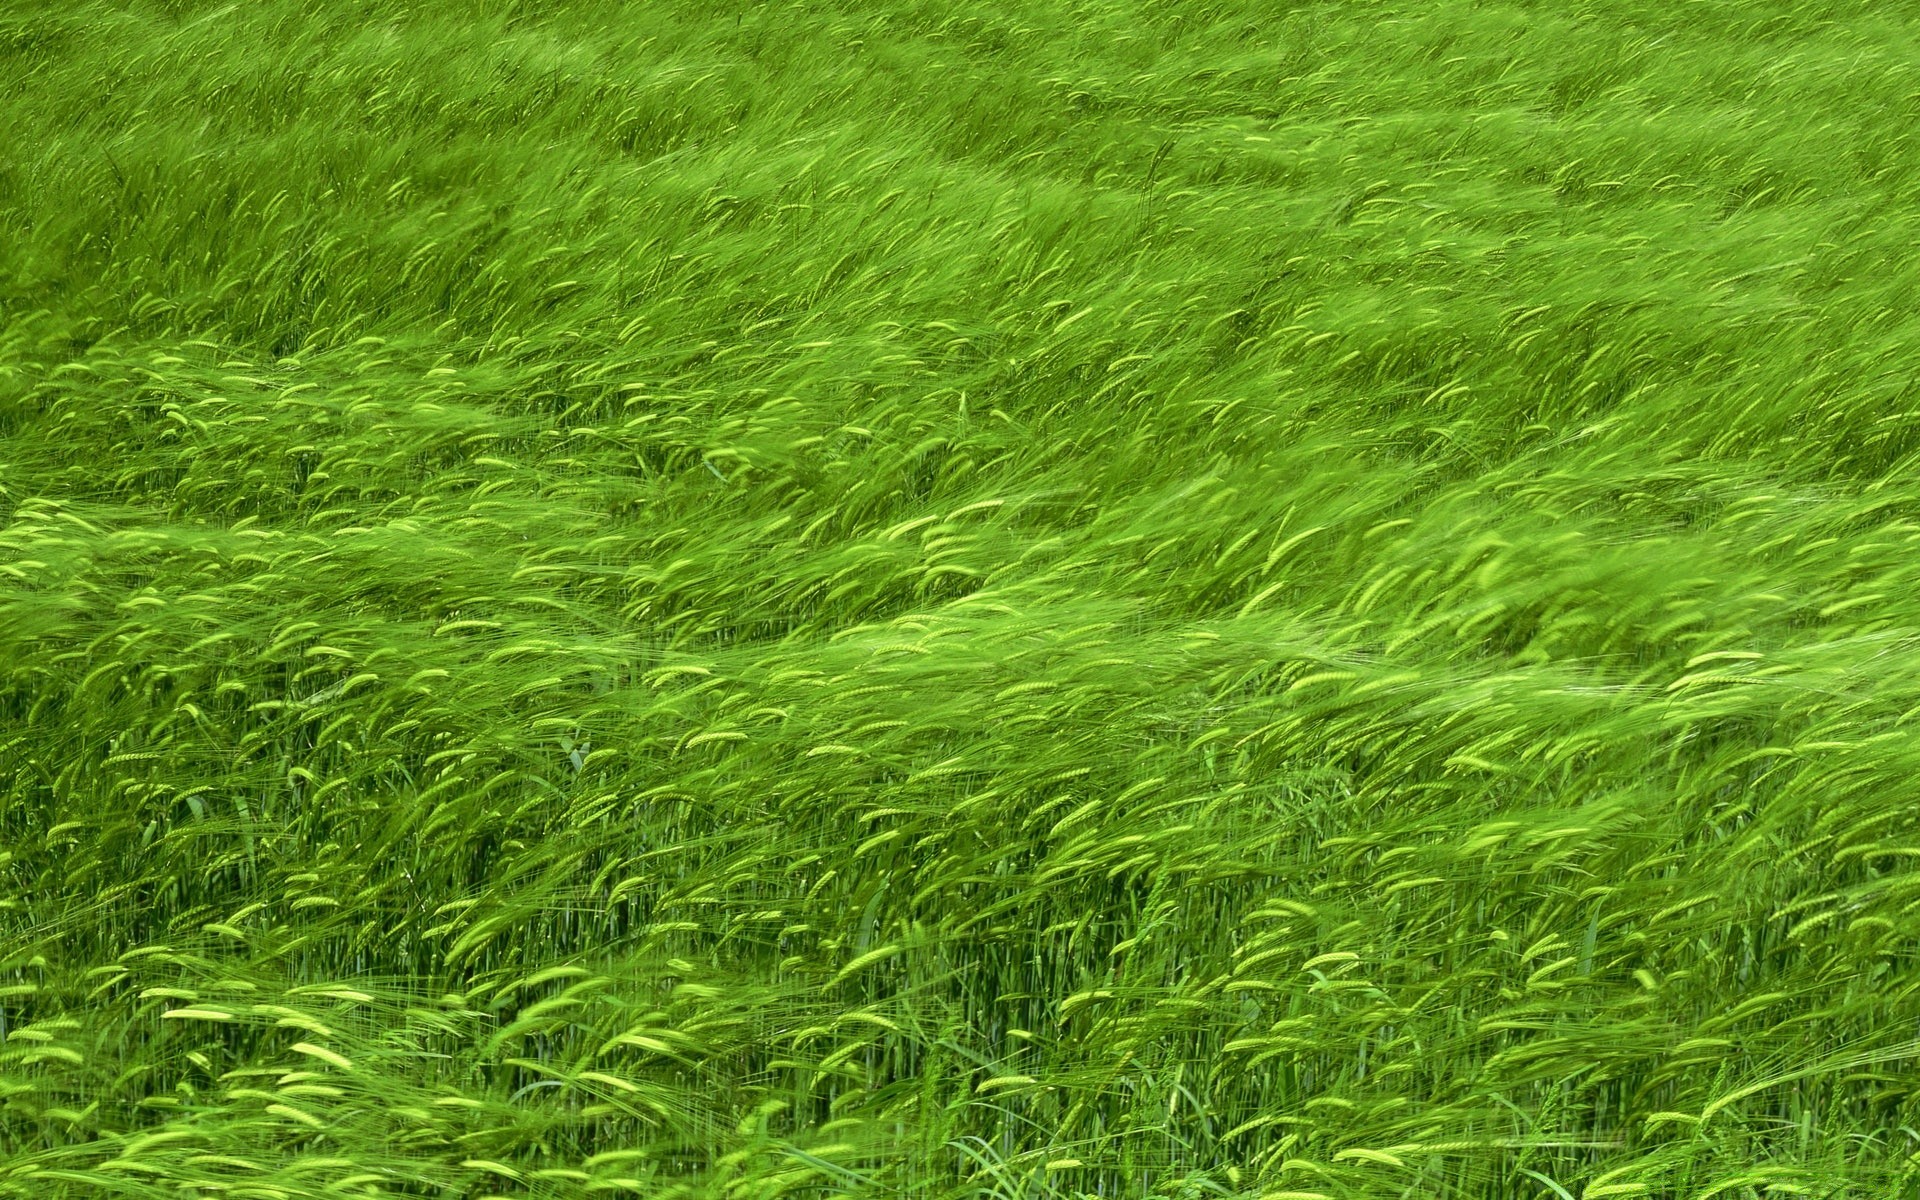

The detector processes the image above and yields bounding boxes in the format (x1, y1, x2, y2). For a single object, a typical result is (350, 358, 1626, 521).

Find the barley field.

(4, 1, 1920, 1197)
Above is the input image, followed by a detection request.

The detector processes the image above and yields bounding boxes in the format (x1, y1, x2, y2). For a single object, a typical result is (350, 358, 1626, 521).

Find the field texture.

(5, 1, 1920, 1196)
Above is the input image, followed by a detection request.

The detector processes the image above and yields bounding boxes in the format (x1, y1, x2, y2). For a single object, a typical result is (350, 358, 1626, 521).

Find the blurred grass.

(4, 1, 1920, 1197)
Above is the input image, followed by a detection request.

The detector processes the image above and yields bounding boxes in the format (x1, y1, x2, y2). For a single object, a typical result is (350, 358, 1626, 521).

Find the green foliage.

(4, 0, 1920, 1195)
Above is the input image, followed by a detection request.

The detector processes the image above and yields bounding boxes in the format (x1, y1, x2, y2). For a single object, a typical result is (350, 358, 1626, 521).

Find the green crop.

(4, 1, 1920, 1196)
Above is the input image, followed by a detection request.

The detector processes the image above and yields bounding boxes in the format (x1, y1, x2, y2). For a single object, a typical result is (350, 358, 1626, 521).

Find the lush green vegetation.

(5, 1, 1920, 1196)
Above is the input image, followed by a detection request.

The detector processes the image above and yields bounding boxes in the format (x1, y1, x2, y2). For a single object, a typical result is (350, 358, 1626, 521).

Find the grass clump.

(4, 1, 1920, 1196)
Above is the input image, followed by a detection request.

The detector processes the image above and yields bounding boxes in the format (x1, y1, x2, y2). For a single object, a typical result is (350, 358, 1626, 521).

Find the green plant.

(4, 1, 1920, 1195)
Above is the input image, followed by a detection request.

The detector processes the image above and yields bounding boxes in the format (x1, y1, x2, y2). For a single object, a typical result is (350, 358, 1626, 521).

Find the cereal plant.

(3, 1, 1920, 1196)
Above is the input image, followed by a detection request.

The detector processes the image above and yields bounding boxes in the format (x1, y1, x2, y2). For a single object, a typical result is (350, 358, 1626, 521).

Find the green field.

(4, 1, 1920, 1196)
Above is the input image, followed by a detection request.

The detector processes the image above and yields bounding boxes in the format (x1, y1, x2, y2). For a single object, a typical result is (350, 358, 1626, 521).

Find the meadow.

(3, 1, 1920, 1196)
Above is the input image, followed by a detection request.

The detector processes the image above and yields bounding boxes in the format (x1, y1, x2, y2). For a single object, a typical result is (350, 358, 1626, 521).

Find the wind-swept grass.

(4, 1, 1920, 1196)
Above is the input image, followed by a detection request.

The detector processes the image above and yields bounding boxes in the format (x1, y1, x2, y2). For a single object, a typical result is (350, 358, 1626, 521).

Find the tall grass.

(4, 1, 1920, 1196)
